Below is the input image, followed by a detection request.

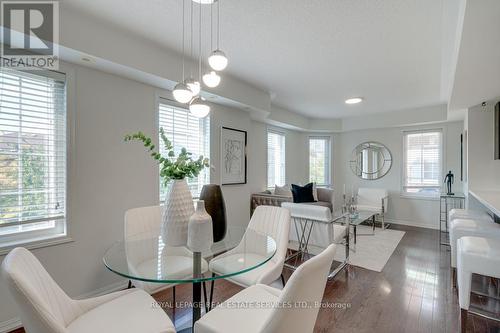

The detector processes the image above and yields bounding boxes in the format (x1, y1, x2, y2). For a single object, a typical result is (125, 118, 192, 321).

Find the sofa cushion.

(274, 184, 292, 197)
(291, 183, 315, 203)
(306, 200, 333, 211)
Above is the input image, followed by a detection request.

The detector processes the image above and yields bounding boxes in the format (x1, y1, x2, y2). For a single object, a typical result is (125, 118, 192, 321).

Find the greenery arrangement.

(124, 128, 209, 185)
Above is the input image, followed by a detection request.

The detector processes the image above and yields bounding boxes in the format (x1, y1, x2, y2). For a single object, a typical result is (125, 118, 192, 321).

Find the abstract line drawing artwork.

(220, 127, 247, 185)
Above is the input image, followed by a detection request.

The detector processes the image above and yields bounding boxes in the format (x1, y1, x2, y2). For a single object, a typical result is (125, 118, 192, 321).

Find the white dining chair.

(1, 247, 176, 333)
(357, 188, 389, 229)
(194, 243, 337, 333)
(124, 205, 208, 305)
(209, 205, 291, 288)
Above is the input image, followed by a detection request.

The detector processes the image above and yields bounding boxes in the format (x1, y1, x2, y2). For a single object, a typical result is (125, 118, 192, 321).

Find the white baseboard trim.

(0, 279, 128, 333)
(385, 218, 439, 230)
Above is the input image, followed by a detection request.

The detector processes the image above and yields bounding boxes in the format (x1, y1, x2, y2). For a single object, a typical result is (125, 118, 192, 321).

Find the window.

(159, 100, 210, 200)
(0, 69, 67, 245)
(267, 130, 286, 188)
(309, 136, 331, 186)
(403, 129, 443, 196)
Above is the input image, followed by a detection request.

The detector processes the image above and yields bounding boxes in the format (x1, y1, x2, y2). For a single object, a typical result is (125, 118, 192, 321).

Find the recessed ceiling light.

(345, 97, 363, 104)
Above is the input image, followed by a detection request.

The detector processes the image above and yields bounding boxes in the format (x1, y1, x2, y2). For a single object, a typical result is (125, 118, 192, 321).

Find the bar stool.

(457, 236, 500, 332)
(449, 209, 492, 223)
(449, 218, 499, 287)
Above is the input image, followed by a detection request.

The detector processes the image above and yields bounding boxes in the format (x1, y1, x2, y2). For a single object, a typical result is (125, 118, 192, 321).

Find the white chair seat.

(209, 253, 274, 287)
(194, 284, 279, 333)
(449, 218, 500, 267)
(449, 209, 492, 223)
(67, 289, 175, 333)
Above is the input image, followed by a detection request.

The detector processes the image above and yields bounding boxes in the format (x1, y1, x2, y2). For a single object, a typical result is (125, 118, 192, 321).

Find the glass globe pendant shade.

(189, 96, 210, 118)
(184, 78, 201, 96)
(172, 82, 193, 104)
(208, 49, 228, 71)
(202, 71, 221, 88)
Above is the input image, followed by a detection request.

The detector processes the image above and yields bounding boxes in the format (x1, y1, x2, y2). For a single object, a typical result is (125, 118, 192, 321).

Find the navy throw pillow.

(291, 183, 316, 203)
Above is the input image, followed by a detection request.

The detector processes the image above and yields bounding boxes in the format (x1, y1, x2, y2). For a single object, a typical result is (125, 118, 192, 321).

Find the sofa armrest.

(251, 193, 292, 215)
(317, 187, 334, 208)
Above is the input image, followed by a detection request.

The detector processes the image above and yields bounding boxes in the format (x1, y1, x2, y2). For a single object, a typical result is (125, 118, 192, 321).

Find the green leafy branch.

(124, 128, 209, 184)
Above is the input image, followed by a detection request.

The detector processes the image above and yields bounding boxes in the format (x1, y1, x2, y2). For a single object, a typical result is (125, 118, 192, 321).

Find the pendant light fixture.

(208, 0, 228, 71)
(185, 0, 200, 97)
(190, 0, 210, 117)
(203, 2, 221, 88)
(173, 0, 194, 103)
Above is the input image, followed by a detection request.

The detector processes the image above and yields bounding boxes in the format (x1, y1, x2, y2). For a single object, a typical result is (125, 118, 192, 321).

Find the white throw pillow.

(275, 184, 292, 197)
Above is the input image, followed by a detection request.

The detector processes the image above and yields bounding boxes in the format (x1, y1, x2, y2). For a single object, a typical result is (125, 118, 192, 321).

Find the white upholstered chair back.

(244, 205, 290, 266)
(357, 188, 389, 212)
(1, 247, 77, 333)
(262, 244, 337, 333)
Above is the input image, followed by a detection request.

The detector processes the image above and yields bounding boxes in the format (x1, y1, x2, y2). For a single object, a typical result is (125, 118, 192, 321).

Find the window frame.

(308, 135, 331, 186)
(266, 128, 286, 188)
(0, 68, 70, 251)
(156, 97, 210, 200)
(401, 128, 445, 199)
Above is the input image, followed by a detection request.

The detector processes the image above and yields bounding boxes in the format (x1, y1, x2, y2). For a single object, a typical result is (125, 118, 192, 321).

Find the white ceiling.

(63, 0, 448, 119)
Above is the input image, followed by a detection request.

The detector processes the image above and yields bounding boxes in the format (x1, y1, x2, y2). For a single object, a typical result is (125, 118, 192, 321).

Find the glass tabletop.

(103, 226, 277, 284)
(332, 210, 377, 226)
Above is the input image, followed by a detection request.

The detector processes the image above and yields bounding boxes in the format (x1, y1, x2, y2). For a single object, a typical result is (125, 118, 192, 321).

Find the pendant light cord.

(199, 1, 202, 82)
(210, 2, 213, 52)
(217, 0, 220, 49)
(190, 0, 193, 77)
(181, 0, 185, 80)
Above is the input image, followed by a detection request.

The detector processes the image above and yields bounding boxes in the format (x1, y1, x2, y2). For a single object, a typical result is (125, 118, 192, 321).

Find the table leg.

(192, 252, 202, 325)
(354, 225, 357, 244)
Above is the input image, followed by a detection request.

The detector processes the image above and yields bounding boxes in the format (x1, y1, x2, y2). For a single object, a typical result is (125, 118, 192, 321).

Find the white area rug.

(290, 225, 405, 272)
(333, 225, 406, 272)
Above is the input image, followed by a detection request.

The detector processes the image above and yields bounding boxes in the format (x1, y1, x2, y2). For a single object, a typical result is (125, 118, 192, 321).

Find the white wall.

(333, 122, 464, 229)
(0, 61, 306, 328)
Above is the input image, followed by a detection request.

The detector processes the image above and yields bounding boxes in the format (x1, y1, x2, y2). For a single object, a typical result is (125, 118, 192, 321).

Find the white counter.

(469, 190, 500, 217)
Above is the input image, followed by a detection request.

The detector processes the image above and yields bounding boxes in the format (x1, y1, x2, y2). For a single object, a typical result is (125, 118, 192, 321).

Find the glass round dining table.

(103, 226, 277, 331)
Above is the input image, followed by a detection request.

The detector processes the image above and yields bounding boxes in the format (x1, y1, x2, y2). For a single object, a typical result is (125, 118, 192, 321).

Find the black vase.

(199, 184, 227, 242)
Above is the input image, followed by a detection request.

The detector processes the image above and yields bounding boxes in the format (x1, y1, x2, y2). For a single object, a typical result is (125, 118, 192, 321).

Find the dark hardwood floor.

(9, 225, 500, 333)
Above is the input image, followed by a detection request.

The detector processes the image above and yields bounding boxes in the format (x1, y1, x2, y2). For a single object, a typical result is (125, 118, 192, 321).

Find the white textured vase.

(187, 200, 214, 253)
(161, 179, 194, 246)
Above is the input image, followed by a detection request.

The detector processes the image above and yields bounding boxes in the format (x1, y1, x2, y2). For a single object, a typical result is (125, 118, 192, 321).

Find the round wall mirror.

(349, 142, 392, 180)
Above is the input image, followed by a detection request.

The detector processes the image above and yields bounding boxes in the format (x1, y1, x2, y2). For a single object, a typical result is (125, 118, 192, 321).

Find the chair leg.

(281, 274, 286, 287)
(172, 286, 176, 311)
(209, 273, 215, 310)
(127, 280, 133, 289)
(460, 308, 468, 333)
(202, 281, 208, 313)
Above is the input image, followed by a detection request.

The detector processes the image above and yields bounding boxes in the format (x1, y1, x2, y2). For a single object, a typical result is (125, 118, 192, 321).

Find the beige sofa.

(251, 187, 335, 215)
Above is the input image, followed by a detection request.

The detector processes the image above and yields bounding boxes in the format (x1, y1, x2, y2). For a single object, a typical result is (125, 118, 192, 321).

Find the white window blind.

(0, 69, 67, 240)
(403, 129, 443, 196)
(309, 136, 331, 186)
(267, 130, 286, 188)
(159, 100, 210, 200)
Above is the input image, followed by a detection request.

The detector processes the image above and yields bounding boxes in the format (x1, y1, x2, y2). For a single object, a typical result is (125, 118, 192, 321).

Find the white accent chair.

(125, 206, 208, 302)
(356, 188, 389, 229)
(194, 243, 337, 333)
(1, 247, 176, 333)
(457, 236, 500, 332)
(209, 205, 290, 287)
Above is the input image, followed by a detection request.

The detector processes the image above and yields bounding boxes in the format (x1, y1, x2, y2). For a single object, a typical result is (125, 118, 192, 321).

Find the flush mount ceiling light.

(203, 71, 221, 88)
(192, 0, 217, 3)
(189, 96, 210, 117)
(345, 97, 363, 105)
